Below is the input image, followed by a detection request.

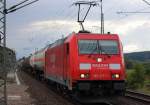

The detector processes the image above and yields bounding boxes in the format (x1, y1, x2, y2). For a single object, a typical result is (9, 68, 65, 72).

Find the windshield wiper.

(88, 47, 98, 57)
(88, 41, 99, 57)
(98, 42, 111, 57)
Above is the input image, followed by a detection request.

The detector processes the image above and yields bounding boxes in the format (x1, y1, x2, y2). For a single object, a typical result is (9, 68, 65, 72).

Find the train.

(20, 32, 126, 99)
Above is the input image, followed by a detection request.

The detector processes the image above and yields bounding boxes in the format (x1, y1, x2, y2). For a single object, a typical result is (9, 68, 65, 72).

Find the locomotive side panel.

(45, 39, 67, 86)
(64, 34, 79, 89)
(45, 34, 78, 89)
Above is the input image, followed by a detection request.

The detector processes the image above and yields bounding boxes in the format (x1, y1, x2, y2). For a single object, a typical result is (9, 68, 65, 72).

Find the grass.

(136, 86, 150, 95)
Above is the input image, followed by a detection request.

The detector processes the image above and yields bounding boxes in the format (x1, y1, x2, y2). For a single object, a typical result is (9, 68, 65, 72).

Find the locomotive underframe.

(73, 80, 125, 96)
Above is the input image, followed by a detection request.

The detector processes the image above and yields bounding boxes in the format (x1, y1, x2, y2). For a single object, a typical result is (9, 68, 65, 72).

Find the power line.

(142, 0, 150, 6)
(117, 11, 150, 14)
(4, 0, 39, 14)
(115, 7, 150, 22)
(7, 0, 30, 10)
(117, 0, 150, 14)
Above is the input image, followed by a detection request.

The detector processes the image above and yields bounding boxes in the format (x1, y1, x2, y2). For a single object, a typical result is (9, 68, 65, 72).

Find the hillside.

(124, 51, 150, 62)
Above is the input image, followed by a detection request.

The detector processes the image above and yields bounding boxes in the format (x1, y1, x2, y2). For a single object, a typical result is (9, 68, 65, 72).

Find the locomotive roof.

(32, 32, 120, 54)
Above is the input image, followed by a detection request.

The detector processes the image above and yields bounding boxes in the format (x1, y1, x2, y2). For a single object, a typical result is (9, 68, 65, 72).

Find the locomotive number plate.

(92, 64, 109, 69)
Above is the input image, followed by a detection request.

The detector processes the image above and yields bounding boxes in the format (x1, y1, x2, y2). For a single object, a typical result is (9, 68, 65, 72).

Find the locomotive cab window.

(78, 40, 119, 54)
(99, 40, 119, 54)
(78, 40, 99, 54)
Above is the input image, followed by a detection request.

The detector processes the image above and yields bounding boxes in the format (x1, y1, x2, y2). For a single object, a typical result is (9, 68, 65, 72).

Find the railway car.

(29, 46, 49, 79)
(18, 56, 31, 72)
(27, 32, 125, 97)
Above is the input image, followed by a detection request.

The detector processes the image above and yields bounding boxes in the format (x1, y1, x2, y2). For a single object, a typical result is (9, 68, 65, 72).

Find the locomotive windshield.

(78, 40, 119, 54)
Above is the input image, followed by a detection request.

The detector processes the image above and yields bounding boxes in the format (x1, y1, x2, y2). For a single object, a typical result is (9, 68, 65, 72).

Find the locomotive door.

(63, 43, 69, 85)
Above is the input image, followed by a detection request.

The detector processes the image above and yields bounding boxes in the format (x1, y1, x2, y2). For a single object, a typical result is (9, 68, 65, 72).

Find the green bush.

(142, 62, 150, 76)
(127, 63, 145, 89)
(145, 68, 150, 76)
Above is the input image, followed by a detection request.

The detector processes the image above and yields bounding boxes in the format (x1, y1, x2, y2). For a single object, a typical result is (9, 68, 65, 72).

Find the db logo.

(92, 64, 108, 69)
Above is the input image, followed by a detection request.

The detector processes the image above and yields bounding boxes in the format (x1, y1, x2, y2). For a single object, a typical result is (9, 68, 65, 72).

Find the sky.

(5, 0, 150, 58)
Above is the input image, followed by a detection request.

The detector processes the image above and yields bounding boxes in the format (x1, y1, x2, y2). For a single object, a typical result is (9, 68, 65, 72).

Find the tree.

(127, 63, 145, 89)
(125, 58, 134, 69)
(143, 63, 150, 76)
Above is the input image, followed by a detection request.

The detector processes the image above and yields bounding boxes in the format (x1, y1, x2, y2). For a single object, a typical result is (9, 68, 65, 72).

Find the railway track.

(125, 90, 150, 104)
(21, 71, 115, 105)
(20, 70, 150, 105)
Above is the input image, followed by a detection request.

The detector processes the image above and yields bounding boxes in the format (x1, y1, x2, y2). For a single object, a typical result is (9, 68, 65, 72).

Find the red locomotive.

(24, 32, 125, 97)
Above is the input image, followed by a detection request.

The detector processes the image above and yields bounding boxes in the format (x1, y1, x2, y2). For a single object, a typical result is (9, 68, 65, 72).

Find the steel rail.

(126, 90, 150, 103)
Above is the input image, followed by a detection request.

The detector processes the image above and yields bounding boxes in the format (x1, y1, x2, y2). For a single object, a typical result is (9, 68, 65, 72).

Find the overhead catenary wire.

(4, 0, 39, 14)
(103, 0, 139, 18)
(107, 8, 150, 29)
(117, 7, 150, 18)
(104, 0, 150, 34)
(117, 11, 150, 14)
(142, 0, 150, 6)
(117, 0, 150, 14)
(7, 0, 30, 10)
(50, 1, 97, 33)
(43, 0, 150, 38)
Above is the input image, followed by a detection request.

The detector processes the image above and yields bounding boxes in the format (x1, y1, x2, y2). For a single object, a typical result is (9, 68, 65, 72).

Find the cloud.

(124, 44, 140, 53)
(122, 21, 150, 52)
(6, 0, 150, 58)
(8, 17, 150, 58)
(28, 20, 80, 33)
(24, 17, 148, 33)
(12, 17, 149, 54)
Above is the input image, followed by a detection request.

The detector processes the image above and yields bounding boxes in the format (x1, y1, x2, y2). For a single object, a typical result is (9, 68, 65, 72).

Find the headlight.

(80, 74, 89, 79)
(97, 58, 102, 62)
(112, 74, 120, 79)
(80, 74, 85, 78)
(115, 74, 120, 78)
(109, 64, 120, 70)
